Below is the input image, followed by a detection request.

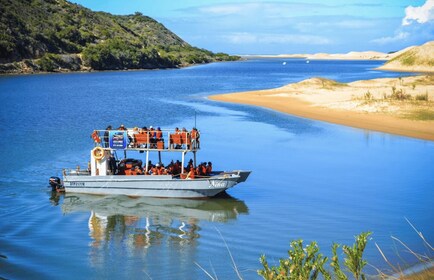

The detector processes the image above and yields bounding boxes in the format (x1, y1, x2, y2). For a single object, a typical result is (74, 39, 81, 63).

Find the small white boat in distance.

(57, 127, 251, 198)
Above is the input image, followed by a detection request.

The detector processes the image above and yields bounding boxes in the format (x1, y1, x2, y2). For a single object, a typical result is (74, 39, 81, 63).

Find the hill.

(378, 41, 434, 72)
(0, 0, 239, 74)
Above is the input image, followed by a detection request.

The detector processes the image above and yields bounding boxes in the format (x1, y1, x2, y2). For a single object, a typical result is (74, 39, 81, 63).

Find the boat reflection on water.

(61, 193, 249, 252)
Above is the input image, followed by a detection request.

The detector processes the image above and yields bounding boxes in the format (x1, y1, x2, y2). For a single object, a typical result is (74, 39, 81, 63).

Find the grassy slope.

(379, 41, 434, 72)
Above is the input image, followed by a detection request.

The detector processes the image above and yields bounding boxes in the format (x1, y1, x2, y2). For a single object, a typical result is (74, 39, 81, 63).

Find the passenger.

(172, 160, 181, 175)
(157, 164, 165, 175)
(166, 165, 173, 175)
(104, 125, 112, 148)
(172, 127, 181, 149)
(206, 162, 212, 175)
(200, 163, 207, 176)
(190, 127, 200, 148)
(128, 127, 139, 148)
(151, 163, 159, 175)
(108, 154, 117, 175)
(140, 127, 149, 148)
(145, 160, 153, 174)
(186, 166, 196, 179)
(186, 159, 194, 171)
(156, 127, 163, 141)
(181, 127, 188, 148)
(149, 126, 156, 148)
(118, 124, 126, 131)
(134, 166, 143, 175)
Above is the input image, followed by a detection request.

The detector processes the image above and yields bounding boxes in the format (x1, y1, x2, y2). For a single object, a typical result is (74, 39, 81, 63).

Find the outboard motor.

(49, 176, 64, 192)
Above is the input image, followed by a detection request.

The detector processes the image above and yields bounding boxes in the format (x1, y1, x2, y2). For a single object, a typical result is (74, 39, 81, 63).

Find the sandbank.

(210, 76, 434, 141)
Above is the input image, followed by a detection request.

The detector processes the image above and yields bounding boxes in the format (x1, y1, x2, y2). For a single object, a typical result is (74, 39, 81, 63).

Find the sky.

(70, 0, 434, 55)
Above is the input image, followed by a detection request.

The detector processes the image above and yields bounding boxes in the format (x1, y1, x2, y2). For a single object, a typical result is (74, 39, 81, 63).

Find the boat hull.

(63, 171, 250, 198)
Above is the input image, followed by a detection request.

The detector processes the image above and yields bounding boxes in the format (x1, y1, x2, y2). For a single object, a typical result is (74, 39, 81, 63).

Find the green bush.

(258, 232, 372, 280)
(36, 53, 60, 72)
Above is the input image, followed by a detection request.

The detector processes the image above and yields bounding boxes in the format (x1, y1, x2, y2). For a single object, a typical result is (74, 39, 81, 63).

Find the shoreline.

(209, 76, 434, 142)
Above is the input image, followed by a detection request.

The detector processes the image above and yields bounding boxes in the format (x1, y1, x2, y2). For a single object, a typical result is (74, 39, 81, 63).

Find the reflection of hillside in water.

(62, 194, 249, 253)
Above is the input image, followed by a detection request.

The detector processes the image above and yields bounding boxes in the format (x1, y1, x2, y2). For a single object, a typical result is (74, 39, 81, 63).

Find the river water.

(0, 59, 433, 279)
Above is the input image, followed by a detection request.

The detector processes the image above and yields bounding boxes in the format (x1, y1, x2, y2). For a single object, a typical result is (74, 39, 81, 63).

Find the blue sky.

(70, 0, 434, 55)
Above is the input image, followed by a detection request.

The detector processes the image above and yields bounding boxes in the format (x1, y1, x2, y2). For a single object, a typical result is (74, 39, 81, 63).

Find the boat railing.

(91, 128, 200, 152)
(63, 168, 91, 176)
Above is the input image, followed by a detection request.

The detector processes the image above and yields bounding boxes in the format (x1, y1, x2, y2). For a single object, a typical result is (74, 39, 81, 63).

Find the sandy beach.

(210, 75, 434, 141)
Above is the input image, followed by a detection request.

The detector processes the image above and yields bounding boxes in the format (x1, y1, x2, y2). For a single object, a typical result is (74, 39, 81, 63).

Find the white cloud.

(196, 2, 329, 18)
(402, 0, 434, 26)
(371, 32, 410, 45)
(199, 4, 245, 15)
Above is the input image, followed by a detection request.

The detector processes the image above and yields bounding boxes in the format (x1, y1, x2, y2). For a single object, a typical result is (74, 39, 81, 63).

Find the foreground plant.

(258, 232, 372, 280)
(258, 240, 330, 280)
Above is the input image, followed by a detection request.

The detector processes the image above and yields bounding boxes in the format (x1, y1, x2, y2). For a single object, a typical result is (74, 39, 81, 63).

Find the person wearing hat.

(151, 163, 159, 175)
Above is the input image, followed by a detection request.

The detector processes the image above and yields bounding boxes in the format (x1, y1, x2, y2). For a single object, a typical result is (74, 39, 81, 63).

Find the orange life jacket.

(156, 130, 162, 140)
(190, 130, 197, 139)
(201, 165, 207, 175)
(91, 130, 101, 143)
(188, 169, 195, 179)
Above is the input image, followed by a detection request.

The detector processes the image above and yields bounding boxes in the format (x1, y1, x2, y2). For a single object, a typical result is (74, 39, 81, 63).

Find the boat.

(55, 127, 251, 198)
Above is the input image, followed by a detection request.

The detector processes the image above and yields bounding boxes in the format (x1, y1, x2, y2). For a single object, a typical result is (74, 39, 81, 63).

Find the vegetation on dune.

(382, 41, 434, 70)
(0, 0, 239, 73)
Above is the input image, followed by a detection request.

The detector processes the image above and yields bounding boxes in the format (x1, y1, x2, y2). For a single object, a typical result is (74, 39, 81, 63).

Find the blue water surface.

(0, 59, 433, 279)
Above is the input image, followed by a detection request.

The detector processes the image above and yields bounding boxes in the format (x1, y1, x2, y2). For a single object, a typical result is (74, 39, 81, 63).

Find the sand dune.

(378, 41, 434, 73)
(210, 76, 434, 141)
(243, 48, 411, 61)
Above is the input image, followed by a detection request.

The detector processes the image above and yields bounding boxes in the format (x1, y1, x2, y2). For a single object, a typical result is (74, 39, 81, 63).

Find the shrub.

(258, 232, 372, 280)
(364, 91, 373, 100)
(391, 88, 412, 100)
(415, 93, 429, 101)
(36, 53, 60, 72)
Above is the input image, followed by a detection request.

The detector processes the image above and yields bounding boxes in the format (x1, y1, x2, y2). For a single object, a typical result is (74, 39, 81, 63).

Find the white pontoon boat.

(54, 127, 250, 198)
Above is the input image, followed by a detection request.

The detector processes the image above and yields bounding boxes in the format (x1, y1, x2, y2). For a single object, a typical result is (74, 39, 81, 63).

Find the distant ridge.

(378, 41, 434, 73)
(0, 0, 238, 74)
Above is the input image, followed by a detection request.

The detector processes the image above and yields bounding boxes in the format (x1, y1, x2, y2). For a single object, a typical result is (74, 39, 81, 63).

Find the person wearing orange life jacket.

(200, 163, 207, 176)
(190, 127, 200, 148)
(186, 165, 196, 179)
(156, 127, 163, 141)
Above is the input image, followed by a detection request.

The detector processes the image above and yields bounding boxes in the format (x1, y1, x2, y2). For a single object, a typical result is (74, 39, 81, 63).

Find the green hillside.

(0, 0, 239, 73)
